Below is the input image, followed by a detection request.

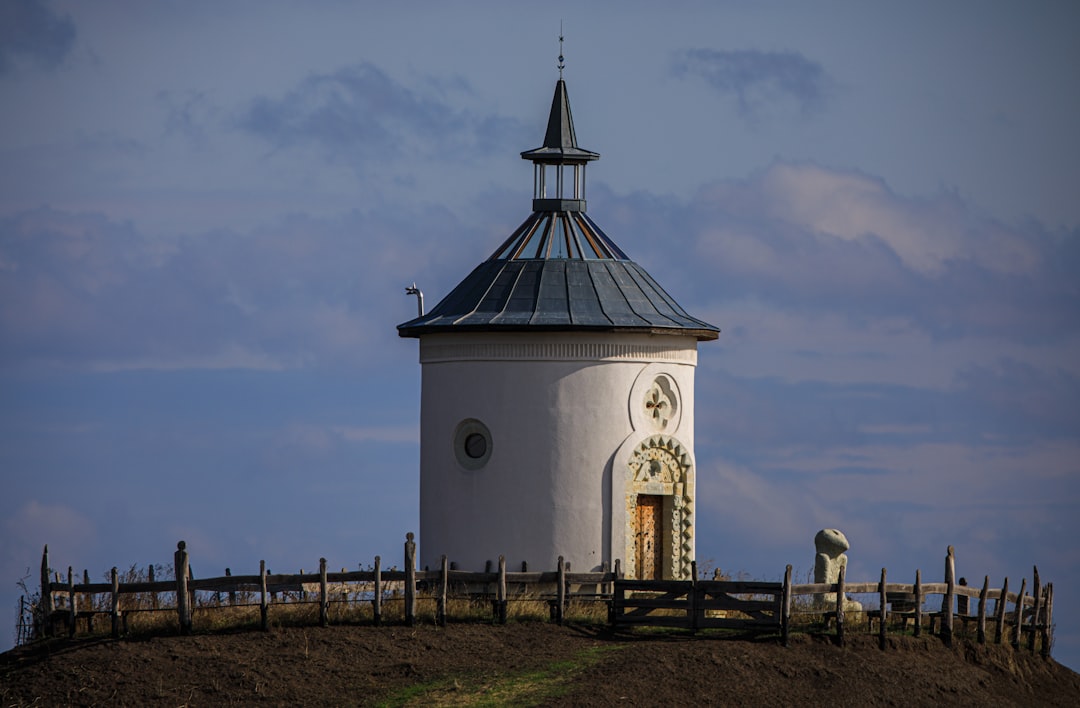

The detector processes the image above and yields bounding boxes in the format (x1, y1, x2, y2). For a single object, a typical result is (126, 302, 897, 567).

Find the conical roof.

(397, 78, 718, 342)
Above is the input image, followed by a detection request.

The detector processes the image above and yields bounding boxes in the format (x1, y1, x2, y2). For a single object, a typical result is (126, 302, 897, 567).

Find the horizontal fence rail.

(25, 539, 1055, 659)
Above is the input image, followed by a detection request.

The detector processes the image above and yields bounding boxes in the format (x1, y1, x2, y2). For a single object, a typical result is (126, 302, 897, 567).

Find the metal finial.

(558, 21, 565, 79)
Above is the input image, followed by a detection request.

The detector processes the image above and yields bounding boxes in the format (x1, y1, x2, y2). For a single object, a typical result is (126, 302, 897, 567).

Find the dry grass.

(50, 574, 614, 641)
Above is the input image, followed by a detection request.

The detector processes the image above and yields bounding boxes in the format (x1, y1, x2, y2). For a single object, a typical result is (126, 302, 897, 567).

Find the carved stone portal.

(625, 435, 694, 580)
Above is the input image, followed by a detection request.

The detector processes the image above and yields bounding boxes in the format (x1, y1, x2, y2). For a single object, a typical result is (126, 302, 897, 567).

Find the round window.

(454, 419, 492, 470)
(464, 433, 487, 459)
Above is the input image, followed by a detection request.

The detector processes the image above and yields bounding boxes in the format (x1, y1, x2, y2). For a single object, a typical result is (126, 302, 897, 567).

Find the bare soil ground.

(3, 622, 1079, 706)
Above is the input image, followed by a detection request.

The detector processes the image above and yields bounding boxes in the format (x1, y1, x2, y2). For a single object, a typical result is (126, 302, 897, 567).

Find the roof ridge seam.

(586, 261, 616, 327)
(623, 263, 683, 328)
(450, 261, 501, 326)
(497, 260, 530, 323)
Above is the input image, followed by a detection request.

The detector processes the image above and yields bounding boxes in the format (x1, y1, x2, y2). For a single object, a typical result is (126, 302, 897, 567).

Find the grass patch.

(374, 645, 620, 707)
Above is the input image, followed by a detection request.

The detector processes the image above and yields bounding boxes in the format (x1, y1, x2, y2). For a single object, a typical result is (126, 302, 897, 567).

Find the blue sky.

(1, 0, 1078, 667)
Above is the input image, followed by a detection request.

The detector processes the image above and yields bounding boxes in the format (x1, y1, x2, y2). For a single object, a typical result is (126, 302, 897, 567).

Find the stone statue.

(814, 528, 863, 611)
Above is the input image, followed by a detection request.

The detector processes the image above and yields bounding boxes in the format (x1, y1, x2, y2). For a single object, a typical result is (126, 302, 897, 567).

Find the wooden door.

(635, 495, 663, 580)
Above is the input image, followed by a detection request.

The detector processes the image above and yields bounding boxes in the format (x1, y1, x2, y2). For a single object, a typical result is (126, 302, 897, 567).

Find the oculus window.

(454, 419, 493, 470)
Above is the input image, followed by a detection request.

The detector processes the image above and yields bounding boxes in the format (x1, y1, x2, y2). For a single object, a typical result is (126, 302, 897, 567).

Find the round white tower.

(398, 76, 718, 579)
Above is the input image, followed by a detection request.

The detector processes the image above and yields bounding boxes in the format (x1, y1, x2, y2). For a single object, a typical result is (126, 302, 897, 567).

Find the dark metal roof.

(520, 80, 599, 164)
(397, 77, 719, 342)
(489, 211, 627, 260)
(397, 259, 719, 340)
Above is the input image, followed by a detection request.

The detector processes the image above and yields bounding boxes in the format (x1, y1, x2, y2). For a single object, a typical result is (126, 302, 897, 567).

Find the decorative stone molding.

(623, 435, 694, 580)
(628, 365, 684, 435)
(420, 340, 697, 365)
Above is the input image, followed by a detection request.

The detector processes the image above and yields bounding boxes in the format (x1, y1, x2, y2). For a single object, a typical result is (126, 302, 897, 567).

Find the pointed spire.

(521, 80, 599, 164)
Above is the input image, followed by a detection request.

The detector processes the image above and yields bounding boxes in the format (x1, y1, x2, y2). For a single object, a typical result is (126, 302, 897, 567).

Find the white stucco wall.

(415, 331, 699, 574)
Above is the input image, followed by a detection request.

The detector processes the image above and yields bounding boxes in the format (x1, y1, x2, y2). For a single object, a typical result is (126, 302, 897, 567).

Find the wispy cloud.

(237, 63, 526, 168)
(670, 48, 829, 119)
(605, 162, 1078, 344)
(0, 500, 97, 586)
(0, 205, 478, 371)
(0, 0, 76, 74)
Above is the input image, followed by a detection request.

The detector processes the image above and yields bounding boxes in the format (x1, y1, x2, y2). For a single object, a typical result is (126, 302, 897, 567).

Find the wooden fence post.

(39, 545, 53, 638)
(83, 569, 94, 633)
(610, 559, 622, 625)
(437, 555, 448, 627)
(782, 565, 792, 648)
(995, 576, 1009, 644)
(878, 568, 887, 650)
(404, 533, 416, 626)
(319, 558, 329, 627)
(175, 541, 191, 635)
(689, 560, 699, 633)
(497, 555, 508, 624)
(1042, 583, 1054, 659)
(187, 563, 196, 617)
(942, 546, 955, 647)
(148, 564, 159, 610)
(373, 556, 382, 626)
(957, 577, 969, 617)
(226, 568, 236, 606)
(259, 559, 268, 631)
(835, 564, 846, 646)
(67, 567, 76, 638)
(556, 556, 566, 626)
(913, 569, 923, 638)
(977, 576, 989, 644)
(1012, 578, 1027, 649)
(1028, 566, 1041, 653)
(110, 567, 120, 638)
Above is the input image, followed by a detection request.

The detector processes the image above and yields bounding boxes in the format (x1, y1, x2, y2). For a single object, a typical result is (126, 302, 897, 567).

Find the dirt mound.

(3, 623, 1078, 706)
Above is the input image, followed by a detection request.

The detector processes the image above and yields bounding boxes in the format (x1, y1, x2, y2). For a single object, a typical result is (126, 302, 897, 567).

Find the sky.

(1, 0, 1078, 667)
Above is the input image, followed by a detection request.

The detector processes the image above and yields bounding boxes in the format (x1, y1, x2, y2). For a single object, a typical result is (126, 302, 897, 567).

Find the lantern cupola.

(520, 78, 599, 213)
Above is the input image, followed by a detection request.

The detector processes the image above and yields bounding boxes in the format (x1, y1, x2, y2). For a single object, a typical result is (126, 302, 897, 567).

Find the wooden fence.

(30, 539, 1055, 659)
(610, 546, 1055, 657)
(33, 534, 616, 640)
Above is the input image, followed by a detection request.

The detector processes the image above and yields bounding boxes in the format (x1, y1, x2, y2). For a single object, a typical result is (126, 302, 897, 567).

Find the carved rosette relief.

(642, 376, 677, 432)
(624, 435, 694, 580)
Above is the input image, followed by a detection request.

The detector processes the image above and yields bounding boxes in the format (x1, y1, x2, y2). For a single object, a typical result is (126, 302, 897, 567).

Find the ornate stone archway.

(624, 435, 694, 579)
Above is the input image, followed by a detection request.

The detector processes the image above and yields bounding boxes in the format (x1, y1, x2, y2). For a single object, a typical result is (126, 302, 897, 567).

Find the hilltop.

(3, 623, 1079, 706)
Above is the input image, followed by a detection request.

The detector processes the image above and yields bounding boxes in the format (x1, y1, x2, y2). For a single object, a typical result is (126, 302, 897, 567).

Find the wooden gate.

(635, 495, 663, 580)
(612, 578, 785, 632)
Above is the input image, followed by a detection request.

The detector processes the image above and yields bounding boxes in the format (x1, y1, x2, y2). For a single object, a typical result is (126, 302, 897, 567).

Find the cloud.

(599, 161, 1079, 344)
(954, 358, 1080, 439)
(752, 163, 1041, 276)
(0, 0, 76, 74)
(237, 63, 526, 169)
(0, 204, 479, 371)
(698, 436, 1080, 571)
(334, 424, 419, 445)
(158, 90, 218, 146)
(0, 500, 97, 586)
(670, 48, 828, 119)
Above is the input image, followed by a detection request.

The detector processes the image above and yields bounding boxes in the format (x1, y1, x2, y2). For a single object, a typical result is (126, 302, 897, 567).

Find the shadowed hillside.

(3, 623, 1078, 706)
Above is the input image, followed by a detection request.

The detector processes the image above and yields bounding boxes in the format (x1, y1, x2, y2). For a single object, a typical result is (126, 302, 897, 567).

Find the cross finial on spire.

(558, 21, 565, 79)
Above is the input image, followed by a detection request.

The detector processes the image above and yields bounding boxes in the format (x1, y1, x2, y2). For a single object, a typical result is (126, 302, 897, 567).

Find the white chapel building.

(398, 75, 718, 580)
